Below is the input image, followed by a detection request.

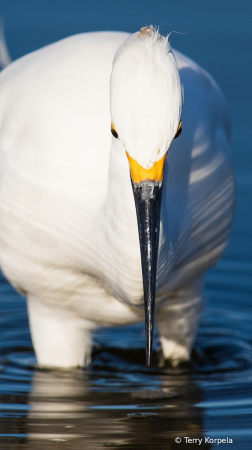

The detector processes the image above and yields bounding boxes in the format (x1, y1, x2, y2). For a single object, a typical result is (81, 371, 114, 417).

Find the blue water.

(0, 1, 251, 448)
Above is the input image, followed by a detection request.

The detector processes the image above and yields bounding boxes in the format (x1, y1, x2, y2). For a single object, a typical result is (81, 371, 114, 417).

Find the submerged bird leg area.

(131, 179, 163, 367)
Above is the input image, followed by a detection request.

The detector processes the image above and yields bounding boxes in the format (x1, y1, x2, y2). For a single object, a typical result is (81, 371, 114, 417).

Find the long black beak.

(131, 179, 163, 367)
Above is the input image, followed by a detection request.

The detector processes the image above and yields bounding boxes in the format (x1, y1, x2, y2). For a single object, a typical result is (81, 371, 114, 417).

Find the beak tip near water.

(131, 178, 163, 368)
(146, 334, 153, 368)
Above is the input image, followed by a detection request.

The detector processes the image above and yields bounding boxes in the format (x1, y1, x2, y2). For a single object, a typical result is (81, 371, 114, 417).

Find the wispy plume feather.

(0, 21, 11, 70)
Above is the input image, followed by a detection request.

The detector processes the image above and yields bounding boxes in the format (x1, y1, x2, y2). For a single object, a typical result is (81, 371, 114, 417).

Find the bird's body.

(0, 30, 235, 367)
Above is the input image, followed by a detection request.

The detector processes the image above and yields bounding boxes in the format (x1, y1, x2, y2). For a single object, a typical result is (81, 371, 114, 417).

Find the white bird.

(0, 27, 235, 368)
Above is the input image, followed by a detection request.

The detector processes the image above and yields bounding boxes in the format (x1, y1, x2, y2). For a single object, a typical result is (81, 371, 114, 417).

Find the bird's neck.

(106, 139, 140, 256)
(97, 140, 144, 303)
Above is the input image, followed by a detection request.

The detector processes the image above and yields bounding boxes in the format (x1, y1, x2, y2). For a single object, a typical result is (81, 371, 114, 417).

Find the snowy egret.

(0, 27, 235, 368)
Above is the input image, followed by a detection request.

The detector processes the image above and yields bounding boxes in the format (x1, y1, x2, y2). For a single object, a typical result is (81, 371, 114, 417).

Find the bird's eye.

(111, 121, 119, 139)
(174, 120, 182, 139)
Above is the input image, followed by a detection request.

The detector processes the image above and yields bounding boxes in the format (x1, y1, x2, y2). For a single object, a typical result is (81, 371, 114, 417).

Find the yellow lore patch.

(126, 152, 167, 183)
(174, 120, 182, 139)
(111, 121, 119, 139)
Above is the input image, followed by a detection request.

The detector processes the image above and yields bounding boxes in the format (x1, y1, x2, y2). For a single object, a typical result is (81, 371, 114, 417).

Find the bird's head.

(110, 27, 183, 367)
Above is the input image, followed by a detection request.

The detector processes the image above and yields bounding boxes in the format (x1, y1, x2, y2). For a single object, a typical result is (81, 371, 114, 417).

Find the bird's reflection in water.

(0, 346, 211, 449)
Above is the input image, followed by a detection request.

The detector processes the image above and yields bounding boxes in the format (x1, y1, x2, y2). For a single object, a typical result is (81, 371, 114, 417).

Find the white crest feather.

(110, 26, 182, 168)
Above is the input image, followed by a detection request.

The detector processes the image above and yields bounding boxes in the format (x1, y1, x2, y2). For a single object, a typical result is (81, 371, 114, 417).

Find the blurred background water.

(0, 1, 251, 448)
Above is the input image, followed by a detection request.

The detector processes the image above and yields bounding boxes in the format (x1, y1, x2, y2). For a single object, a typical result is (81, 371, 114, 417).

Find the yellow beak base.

(126, 152, 167, 184)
